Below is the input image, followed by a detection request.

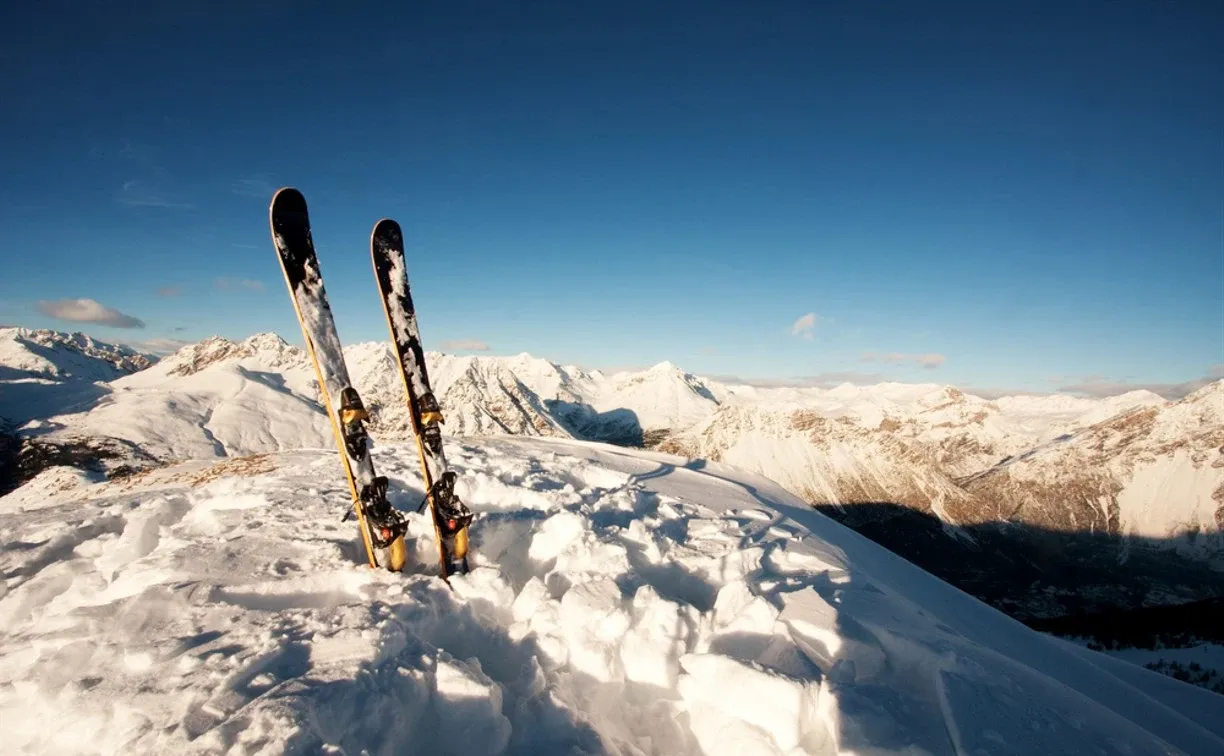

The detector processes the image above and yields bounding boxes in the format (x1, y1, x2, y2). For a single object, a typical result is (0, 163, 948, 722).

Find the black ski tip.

(271, 187, 307, 214)
(371, 217, 403, 245)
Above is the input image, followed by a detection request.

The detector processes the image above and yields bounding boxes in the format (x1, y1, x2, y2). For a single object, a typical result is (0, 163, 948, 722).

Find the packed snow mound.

(1, 437, 1220, 755)
(0, 326, 154, 380)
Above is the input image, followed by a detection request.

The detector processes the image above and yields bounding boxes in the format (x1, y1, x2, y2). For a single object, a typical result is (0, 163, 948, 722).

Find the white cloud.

(116, 179, 192, 208)
(709, 371, 888, 388)
(790, 312, 818, 340)
(1059, 376, 1219, 401)
(123, 338, 191, 355)
(232, 177, 278, 199)
(36, 298, 145, 329)
(215, 277, 265, 292)
(861, 352, 946, 369)
(439, 339, 491, 352)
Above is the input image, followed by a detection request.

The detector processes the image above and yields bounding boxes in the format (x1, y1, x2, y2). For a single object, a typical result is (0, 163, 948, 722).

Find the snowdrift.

(1, 437, 1219, 755)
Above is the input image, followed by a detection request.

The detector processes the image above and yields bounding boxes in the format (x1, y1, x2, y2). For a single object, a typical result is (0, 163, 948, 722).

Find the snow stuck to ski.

(1, 437, 1220, 755)
(381, 241, 432, 402)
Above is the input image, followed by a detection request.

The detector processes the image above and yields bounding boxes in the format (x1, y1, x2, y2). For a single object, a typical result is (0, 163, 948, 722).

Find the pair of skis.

(268, 187, 472, 579)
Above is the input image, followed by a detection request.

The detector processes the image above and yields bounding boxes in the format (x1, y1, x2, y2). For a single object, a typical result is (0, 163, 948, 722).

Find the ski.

(269, 187, 409, 572)
(370, 218, 474, 579)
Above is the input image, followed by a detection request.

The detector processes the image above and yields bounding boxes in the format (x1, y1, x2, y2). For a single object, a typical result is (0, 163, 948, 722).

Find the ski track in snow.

(0, 437, 1221, 756)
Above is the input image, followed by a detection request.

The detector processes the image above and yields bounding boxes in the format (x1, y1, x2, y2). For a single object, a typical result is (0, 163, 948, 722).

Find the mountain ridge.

(3, 328, 1221, 621)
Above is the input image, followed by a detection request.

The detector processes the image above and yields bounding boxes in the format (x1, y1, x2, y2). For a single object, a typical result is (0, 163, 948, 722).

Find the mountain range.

(2, 325, 1221, 621)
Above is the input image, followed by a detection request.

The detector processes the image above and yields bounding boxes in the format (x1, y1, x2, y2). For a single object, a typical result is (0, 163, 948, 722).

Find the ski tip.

(270, 187, 306, 214)
(371, 217, 403, 243)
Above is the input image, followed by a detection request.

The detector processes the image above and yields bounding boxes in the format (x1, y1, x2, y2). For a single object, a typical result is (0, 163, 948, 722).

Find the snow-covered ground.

(2, 436, 1220, 755)
(1054, 639, 1224, 696)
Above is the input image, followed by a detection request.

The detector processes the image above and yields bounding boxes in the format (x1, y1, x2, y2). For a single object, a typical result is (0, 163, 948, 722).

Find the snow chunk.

(679, 653, 823, 754)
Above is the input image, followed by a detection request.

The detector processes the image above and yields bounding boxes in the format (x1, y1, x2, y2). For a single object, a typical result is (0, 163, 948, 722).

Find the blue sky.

(1, 1, 1220, 396)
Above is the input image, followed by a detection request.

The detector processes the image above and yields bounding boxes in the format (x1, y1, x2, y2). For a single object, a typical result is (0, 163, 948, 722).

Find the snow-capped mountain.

(0, 326, 154, 380)
(713, 381, 1169, 479)
(4, 330, 1214, 550)
(17, 334, 329, 466)
(963, 381, 1224, 558)
(345, 343, 722, 444)
(665, 400, 982, 521)
(4, 329, 1220, 621)
(2, 436, 1221, 755)
(0, 327, 157, 431)
(656, 378, 1222, 616)
(4, 333, 725, 484)
(346, 343, 569, 438)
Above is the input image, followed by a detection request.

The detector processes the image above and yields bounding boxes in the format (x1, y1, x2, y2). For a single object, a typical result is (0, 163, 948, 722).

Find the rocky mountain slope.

(2, 329, 1220, 619)
(962, 381, 1224, 558)
(0, 327, 156, 430)
(0, 326, 154, 381)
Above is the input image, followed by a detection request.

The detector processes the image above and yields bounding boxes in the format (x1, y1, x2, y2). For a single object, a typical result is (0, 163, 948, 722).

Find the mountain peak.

(160, 332, 304, 377)
(646, 360, 681, 374)
(0, 325, 154, 379)
(242, 332, 291, 351)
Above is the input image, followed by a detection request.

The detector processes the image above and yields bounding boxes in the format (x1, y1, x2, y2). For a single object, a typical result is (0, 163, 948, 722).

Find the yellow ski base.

(386, 535, 408, 572)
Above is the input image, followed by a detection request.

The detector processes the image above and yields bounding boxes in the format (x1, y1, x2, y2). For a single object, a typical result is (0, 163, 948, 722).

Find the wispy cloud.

(36, 298, 145, 329)
(232, 177, 278, 199)
(116, 179, 193, 209)
(440, 339, 491, 352)
(156, 286, 181, 297)
(104, 139, 193, 209)
(122, 337, 191, 355)
(861, 351, 946, 369)
(215, 277, 265, 292)
(790, 312, 819, 340)
(710, 371, 888, 388)
(1058, 374, 1220, 401)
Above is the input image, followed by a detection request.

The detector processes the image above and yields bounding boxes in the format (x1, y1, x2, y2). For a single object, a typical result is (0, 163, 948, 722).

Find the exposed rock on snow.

(2, 328, 1219, 586)
(0, 326, 154, 380)
(963, 381, 1224, 558)
(157, 332, 307, 377)
(346, 343, 569, 439)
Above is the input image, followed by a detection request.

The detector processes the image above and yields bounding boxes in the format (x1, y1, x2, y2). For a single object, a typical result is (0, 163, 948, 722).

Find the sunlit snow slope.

(0, 327, 154, 426)
(1, 437, 1219, 755)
